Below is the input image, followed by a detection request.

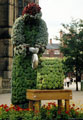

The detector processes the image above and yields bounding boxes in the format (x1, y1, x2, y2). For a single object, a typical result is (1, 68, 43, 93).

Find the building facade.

(0, 0, 38, 93)
(43, 39, 63, 58)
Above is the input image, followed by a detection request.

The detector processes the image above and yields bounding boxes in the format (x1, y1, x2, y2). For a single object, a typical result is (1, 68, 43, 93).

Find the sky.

(39, 0, 83, 43)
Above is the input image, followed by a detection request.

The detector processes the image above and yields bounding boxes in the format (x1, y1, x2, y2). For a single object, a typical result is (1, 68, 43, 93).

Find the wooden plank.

(34, 101, 40, 112)
(27, 89, 72, 93)
(58, 100, 63, 112)
(65, 100, 70, 112)
(26, 89, 72, 100)
(29, 100, 34, 110)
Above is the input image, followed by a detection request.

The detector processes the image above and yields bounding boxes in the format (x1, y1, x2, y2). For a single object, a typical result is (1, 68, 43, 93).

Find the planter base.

(26, 89, 72, 112)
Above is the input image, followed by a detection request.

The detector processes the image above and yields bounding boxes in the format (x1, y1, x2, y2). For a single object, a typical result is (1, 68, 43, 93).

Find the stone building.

(0, 0, 39, 93)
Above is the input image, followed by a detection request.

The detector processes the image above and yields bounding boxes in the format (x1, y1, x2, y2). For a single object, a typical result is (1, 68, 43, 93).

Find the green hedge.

(12, 55, 37, 108)
(37, 58, 64, 89)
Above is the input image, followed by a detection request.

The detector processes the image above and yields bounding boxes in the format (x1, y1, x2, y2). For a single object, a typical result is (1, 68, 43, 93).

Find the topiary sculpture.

(11, 3, 48, 108)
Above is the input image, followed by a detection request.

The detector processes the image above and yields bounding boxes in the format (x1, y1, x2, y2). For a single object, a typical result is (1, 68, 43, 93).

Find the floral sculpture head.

(22, 3, 42, 25)
(22, 3, 41, 16)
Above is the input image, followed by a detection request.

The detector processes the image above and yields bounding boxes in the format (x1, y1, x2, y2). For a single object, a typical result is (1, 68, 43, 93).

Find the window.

(18, 0, 23, 6)
(54, 50, 60, 55)
(43, 50, 49, 54)
(18, 0, 23, 16)
(18, 8, 22, 16)
(24, 2, 27, 7)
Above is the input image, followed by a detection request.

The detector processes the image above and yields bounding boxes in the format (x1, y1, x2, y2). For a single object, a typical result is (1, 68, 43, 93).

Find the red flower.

(71, 107, 74, 109)
(46, 106, 50, 110)
(22, 3, 41, 16)
(12, 106, 16, 110)
(58, 111, 61, 114)
(65, 111, 69, 114)
(14, 105, 21, 111)
(23, 108, 29, 111)
(48, 102, 56, 107)
(5, 108, 10, 112)
(72, 104, 75, 107)
(3, 104, 8, 109)
(0, 104, 4, 107)
(52, 102, 56, 107)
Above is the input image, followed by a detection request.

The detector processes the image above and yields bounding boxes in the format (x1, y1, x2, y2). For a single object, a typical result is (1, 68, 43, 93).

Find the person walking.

(66, 77, 70, 87)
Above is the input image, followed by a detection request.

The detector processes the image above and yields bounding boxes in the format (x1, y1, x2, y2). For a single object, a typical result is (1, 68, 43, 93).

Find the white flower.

(14, 44, 26, 56)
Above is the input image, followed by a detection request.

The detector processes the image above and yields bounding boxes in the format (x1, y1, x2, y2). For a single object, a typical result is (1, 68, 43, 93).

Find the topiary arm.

(36, 19, 48, 45)
(11, 16, 25, 46)
(35, 19, 48, 53)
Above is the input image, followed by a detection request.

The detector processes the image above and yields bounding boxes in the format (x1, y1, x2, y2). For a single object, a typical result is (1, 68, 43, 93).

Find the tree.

(59, 19, 83, 91)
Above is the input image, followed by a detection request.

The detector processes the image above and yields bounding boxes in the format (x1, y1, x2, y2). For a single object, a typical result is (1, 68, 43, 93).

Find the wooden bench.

(26, 89, 72, 112)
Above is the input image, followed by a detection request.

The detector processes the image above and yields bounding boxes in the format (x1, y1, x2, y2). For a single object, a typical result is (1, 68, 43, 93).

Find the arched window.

(18, 0, 23, 16)
(24, 2, 27, 7)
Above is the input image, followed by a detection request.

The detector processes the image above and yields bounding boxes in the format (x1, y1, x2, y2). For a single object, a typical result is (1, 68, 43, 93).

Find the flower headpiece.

(22, 3, 41, 16)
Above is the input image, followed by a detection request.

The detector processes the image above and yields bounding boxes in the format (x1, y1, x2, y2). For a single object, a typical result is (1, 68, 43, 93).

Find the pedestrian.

(64, 78, 67, 86)
(70, 78, 73, 84)
(66, 77, 70, 87)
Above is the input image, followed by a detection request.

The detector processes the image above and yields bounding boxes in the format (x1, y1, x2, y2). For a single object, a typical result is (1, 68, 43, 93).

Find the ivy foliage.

(37, 58, 64, 89)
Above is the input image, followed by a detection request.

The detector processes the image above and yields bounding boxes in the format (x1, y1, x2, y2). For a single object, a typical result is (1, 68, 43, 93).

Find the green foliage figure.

(11, 3, 48, 107)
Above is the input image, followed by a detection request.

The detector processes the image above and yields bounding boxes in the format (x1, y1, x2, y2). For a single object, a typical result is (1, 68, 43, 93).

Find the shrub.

(37, 58, 64, 89)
